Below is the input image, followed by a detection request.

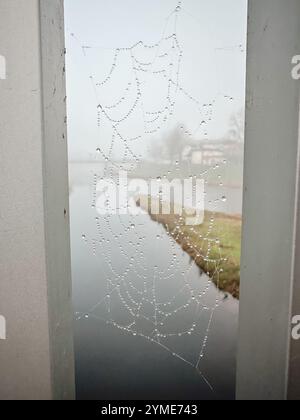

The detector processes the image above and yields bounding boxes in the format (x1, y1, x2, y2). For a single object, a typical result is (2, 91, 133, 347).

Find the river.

(69, 163, 240, 400)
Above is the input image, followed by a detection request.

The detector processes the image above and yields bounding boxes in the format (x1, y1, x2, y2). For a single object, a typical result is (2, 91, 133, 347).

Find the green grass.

(137, 196, 242, 299)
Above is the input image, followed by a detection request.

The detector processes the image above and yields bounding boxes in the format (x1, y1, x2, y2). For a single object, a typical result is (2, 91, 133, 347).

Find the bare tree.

(228, 109, 245, 143)
(164, 124, 186, 164)
(149, 137, 163, 161)
(148, 124, 187, 164)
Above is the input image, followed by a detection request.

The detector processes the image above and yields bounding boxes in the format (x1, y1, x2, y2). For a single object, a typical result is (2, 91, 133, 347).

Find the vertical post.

(0, 0, 75, 400)
(288, 80, 300, 400)
(237, 0, 300, 400)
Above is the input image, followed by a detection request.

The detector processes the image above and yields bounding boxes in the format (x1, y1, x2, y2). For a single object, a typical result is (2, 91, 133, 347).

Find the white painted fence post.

(237, 0, 300, 400)
(0, 0, 75, 400)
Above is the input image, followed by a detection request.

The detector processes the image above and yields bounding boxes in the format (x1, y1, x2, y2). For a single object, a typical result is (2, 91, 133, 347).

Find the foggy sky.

(65, 0, 247, 161)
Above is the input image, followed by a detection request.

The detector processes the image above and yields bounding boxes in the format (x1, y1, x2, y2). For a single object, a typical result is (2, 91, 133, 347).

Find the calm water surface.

(70, 163, 240, 400)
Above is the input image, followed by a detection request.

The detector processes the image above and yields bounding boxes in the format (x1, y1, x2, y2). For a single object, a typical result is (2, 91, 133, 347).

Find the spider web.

(68, 0, 243, 394)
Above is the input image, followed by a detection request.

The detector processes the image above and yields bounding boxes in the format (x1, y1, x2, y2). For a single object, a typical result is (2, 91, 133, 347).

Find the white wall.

(237, 0, 300, 400)
(0, 0, 75, 400)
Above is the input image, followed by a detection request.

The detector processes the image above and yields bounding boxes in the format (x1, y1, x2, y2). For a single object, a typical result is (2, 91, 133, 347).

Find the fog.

(65, 0, 247, 162)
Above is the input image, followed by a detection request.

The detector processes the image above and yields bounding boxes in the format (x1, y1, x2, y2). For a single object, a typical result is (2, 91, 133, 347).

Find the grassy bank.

(137, 196, 242, 299)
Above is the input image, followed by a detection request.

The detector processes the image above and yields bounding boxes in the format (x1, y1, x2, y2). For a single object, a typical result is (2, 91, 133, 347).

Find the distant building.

(184, 139, 243, 165)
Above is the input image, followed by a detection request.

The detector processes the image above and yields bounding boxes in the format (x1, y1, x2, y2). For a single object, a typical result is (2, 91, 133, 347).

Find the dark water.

(70, 163, 239, 400)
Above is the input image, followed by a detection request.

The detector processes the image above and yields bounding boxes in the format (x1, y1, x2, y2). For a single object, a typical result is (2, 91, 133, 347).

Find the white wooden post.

(237, 0, 300, 400)
(0, 0, 75, 400)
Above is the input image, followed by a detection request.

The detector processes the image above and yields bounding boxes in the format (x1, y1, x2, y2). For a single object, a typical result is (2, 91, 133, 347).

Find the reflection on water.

(70, 163, 239, 400)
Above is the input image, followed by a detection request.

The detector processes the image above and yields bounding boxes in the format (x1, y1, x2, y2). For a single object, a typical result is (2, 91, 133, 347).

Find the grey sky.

(65, 0, 247, 161)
